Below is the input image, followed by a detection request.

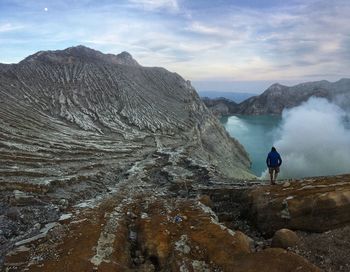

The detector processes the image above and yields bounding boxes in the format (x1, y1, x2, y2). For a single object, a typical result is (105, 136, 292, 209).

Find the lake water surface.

(221, 115, 282, 176)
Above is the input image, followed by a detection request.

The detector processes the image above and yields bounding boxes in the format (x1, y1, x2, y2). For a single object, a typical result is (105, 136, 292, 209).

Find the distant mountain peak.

(337, 78, 350, 83)
(21, 45, 140, 66)
(113, 51, 139, 66)
(268, 83, 286, 89)
(64, 45, 101, 55)
(117, 51, 133, 58)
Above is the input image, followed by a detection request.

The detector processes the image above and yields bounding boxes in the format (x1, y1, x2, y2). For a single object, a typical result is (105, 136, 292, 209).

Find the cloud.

(0, 0, 349, 83)
(128, 0, 179, 11)
(185, 22, 232, 38)
(0, 23, 23, 32)
(263, 97, 350, 179)
(255, 1, 350, 69)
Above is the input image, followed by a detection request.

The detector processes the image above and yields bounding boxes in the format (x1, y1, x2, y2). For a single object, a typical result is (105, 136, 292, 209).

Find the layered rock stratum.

(0, 45, 253, 181)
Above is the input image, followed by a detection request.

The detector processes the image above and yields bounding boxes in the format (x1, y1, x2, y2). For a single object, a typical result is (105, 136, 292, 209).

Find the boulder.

(9, 190, 45, 206)
(283, 181, 291, 188)
(244, 174, 350, 234)
(198, 195, 213, 208)
(271, 228, 300, 249)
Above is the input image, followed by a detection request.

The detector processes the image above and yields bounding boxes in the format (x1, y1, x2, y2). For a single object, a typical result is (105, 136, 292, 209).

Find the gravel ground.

(291, 226, 350, 272)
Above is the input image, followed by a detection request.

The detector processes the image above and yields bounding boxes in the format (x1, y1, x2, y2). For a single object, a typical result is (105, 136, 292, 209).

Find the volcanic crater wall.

(0, 46, 254, 197)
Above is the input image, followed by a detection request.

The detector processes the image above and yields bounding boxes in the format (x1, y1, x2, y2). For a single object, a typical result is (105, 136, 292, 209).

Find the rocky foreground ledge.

(244, 175, 350, 234)
(3, 168, 350, 271)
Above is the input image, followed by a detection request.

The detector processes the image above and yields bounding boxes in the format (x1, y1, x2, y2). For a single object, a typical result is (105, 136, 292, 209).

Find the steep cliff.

(0, 45, 254, 187)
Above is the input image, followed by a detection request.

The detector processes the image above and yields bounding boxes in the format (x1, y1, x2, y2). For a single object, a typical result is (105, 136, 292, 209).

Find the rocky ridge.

(203, 79, 350, 116)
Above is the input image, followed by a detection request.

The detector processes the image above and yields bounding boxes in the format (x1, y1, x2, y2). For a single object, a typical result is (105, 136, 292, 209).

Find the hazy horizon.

(192, 79, 334, 94)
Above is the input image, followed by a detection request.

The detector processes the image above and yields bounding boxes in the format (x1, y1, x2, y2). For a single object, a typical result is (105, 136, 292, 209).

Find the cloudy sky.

(0, 0, 349, 92)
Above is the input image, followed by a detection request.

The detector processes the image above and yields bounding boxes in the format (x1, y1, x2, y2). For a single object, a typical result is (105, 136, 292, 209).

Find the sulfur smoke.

(262, 97, 350, 179)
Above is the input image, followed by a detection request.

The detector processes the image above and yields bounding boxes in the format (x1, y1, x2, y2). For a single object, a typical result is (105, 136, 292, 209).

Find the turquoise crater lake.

(221, 115, 282, 177)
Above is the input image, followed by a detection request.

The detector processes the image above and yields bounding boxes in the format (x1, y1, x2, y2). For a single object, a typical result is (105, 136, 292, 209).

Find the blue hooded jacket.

(266, 150, 282, 168)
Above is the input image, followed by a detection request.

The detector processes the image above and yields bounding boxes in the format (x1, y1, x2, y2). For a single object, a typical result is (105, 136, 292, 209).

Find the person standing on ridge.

(266, 147, 282, 185)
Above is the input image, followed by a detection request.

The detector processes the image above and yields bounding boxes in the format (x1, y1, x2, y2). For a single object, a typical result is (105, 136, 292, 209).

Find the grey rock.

(34, 223, 41, 229)
(283, 182, 291, 188)
(5, 208, 20, 221)
(0, 235, 7, 245)
(178, 190, 188, 198)
(202, 97, 237, 117)
(58, 199, 69, 210)
(10, 191, 45, 206)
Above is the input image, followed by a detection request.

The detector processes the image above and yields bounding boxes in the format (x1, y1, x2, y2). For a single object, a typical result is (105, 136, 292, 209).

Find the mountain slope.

(236, 79, 350, 115)
(0, 45, 254, 191)
(198, 91, 257, 103)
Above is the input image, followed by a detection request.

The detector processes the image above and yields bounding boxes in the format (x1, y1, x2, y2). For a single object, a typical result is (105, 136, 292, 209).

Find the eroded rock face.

(245, 175, 350, 234)
(0, 46, 253, 192)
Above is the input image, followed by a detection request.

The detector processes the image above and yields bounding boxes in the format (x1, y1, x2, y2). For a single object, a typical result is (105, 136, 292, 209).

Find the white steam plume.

(262, 97, 350, 179)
